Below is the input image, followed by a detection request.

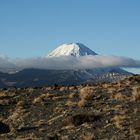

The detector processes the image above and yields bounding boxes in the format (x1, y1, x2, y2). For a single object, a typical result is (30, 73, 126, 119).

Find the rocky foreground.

(0, 75, 140, 140)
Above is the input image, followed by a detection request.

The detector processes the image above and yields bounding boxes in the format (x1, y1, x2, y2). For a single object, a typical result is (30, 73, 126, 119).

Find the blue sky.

(0, 0, 140, 73)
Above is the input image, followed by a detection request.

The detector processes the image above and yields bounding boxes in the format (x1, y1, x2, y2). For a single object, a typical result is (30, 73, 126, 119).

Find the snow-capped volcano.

(47, 43, 97, 57)
(0, 43, 132, 88)
(45, 42, 131, 85)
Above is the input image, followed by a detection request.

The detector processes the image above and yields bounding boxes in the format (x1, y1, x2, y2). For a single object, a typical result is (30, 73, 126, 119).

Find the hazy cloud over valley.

(0, 55, 140, 72)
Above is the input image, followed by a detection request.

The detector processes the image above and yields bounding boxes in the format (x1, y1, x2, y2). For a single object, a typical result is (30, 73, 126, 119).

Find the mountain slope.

(0, 68, 131, 88)
(0, 69, 93, 87)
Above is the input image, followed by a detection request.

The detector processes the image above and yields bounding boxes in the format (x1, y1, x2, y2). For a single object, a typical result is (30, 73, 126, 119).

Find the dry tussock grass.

(9, 127, 17, 135)
(133, 108, 139, 114)
(61, 135, 70, 140)
(53, 107, 65, 113)
(0, 91, 16, 97)
(32, 94, 47, 104)
(0, 99, 9, 105)
(114, 93, 127, 101)
(46, 93, 55, 98)
(68, 86, 77, 90)
(8, 107, 28, 129)
(107, 87, 116, 94)
(60, 87, 66, 92)
(78, 99, 87, 108)
(37, 119, 47, 126)
(112, 115, 126, 129)
(69, 92, 78, 98)
(66, 101, 77, 107)
(0, 92, 7, 97)
(81, 132, 95, 140)
(33, 96, 43, 104)
(15, 133, 38, 140)
(132, 86, 140, 101)
(27, 88, 34, 93)
(16, 101, 25, 109)
(52, 95, 66, 100)
(80, 86, 95, 100)
(103, 83, 114, 89)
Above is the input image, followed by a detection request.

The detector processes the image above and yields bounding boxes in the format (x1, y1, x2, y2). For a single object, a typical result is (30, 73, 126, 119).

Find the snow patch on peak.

(47, 43, 97, 57)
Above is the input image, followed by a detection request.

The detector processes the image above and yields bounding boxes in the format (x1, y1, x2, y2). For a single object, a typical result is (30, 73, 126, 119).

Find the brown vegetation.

(78, 99, 87, 107)
(79, 86, 95, 100)
(0, 75, 139, 139)
(114, 92, 127, 101)
(63, 112, 101, 126)
(132, 86, 140, 101)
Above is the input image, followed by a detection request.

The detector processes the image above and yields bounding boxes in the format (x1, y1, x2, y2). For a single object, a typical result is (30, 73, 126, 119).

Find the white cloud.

(0, 55, 16, 69)
(124, 68, 140, 74)
(12, 55, 140, 70)
(0, 54, 140, 72)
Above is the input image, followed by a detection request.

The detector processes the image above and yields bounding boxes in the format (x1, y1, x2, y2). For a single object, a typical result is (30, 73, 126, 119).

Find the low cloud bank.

(13, 55, 140, 70)
(0, 54, 16, 69)
(0, 55, 140, 71)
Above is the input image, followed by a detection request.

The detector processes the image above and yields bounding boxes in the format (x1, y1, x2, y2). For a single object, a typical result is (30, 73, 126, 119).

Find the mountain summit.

(47, 43, 97, 57)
